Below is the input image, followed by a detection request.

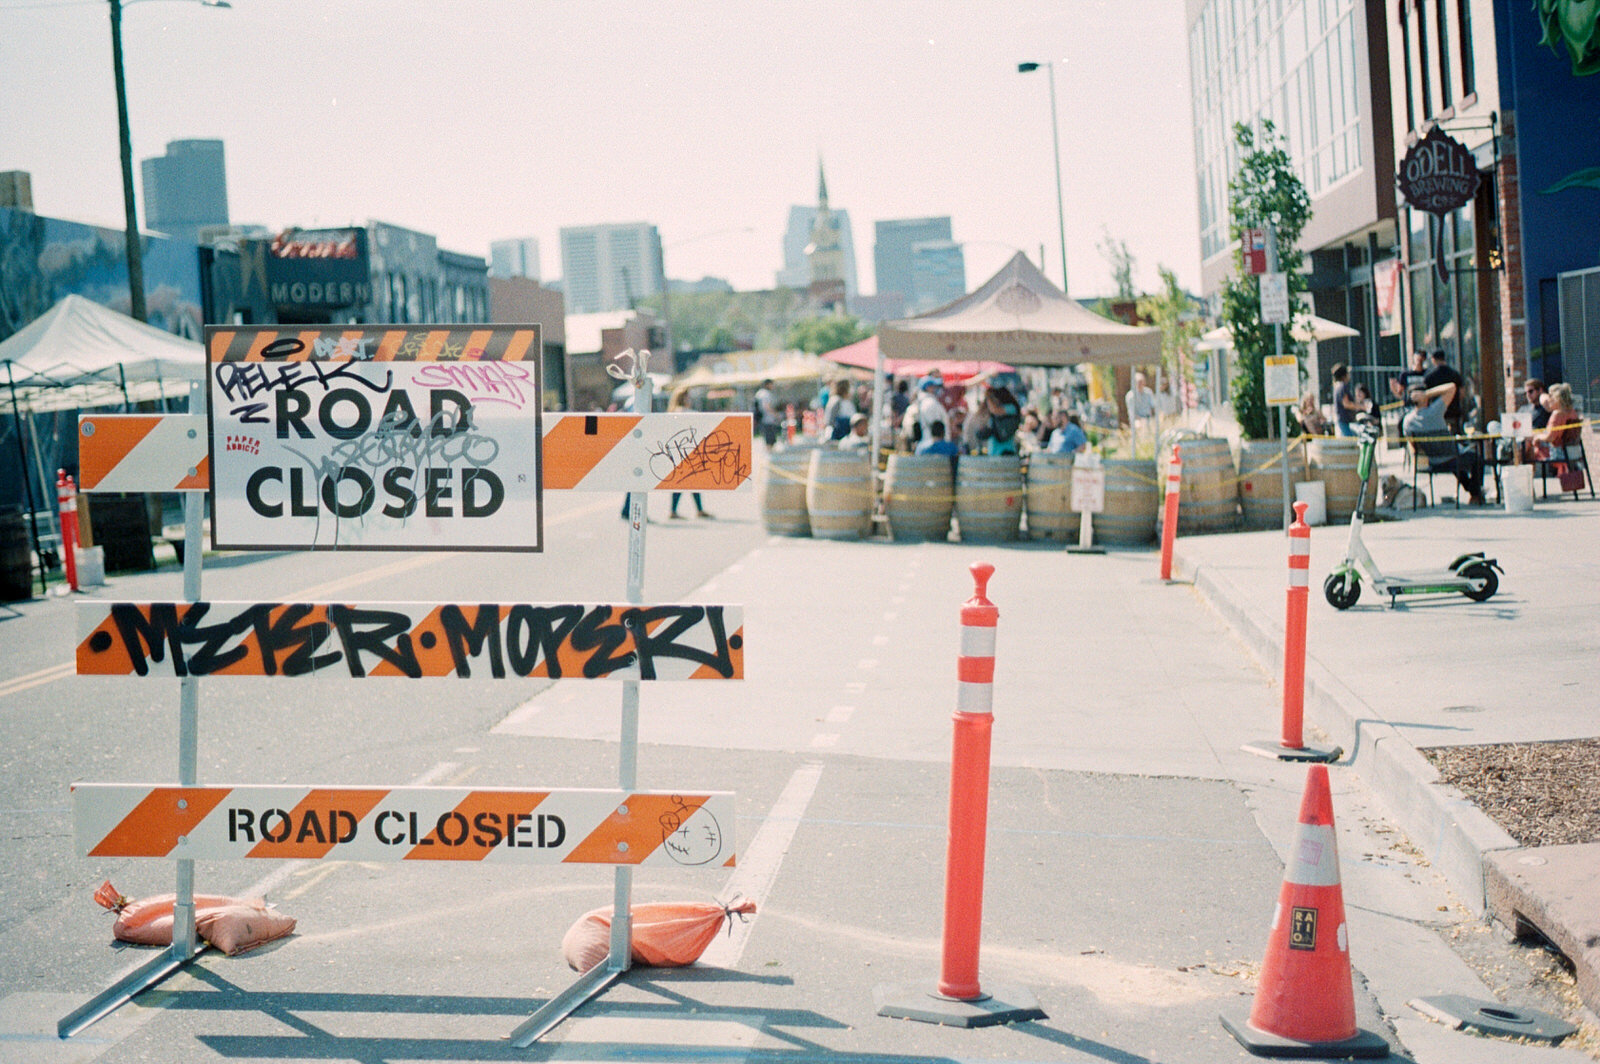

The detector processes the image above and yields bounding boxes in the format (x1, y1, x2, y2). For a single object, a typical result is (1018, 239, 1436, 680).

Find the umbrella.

(821, 336, 1012, 382)
(1200, 314, 1360, 347)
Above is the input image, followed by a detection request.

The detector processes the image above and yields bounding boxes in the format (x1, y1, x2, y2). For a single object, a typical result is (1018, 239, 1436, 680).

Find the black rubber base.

(1241, 739, 1344, 763)
(1221, 1010, 1389, 1058)
(875, 982, 1046, 1028)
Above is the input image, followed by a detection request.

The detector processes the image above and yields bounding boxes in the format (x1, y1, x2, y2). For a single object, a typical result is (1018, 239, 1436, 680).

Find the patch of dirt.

(1422, 739, 1600, 847)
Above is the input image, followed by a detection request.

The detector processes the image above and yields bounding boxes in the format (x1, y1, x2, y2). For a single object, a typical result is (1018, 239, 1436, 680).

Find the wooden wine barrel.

(1309, 437, 1377, 523)
(1237, 440, 1307, 529)
(1023, 453, 1080, 542)
(805, 449, 874, 540)
(954, 455, 1023, 543)
(761, 446, 814, 536)
(883, 453, 953, 542)
(1094, 459, 1158, 545)
(1163, 438, 1238, 533)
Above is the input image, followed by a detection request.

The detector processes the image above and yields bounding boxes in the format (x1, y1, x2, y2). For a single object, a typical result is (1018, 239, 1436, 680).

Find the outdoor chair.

(1535, 435, 1595, 500)
(1409, 439, 1461, 509)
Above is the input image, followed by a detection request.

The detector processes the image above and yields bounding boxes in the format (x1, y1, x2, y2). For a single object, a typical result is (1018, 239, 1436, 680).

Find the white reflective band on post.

(1285, 823, 1341, 886)
(1289, 569, 1309, 588)
(959, 626, 997, 658)
(956, 681, 993, 715)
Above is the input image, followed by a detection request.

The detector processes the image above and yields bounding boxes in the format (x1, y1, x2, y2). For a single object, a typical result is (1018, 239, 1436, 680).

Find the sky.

(2, 0, 1201, 302)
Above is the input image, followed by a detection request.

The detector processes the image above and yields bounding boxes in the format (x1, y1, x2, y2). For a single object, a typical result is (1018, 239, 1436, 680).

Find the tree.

(1221, 120, 1312, 439)
(1137, 266, 1207, 400)
(785, 315, 870, 355)
(1098, 228, 1137, 301)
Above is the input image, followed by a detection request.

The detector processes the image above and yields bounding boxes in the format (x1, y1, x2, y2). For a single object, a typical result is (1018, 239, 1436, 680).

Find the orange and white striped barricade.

(875, 563, 1046, 1027)
(1222, 764, 1388, 1057)
(1244, 500, 1340, 763)
(74, 785, 734, 868)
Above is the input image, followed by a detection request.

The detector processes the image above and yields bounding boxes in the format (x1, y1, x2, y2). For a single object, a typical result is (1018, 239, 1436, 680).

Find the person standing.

(1330, 363, 1362, 436)
(1389, 349, 1428, 401)
(1125, 371, 1157, 456)
(822, 379, 856, 442)
(753, 378, 778, 449)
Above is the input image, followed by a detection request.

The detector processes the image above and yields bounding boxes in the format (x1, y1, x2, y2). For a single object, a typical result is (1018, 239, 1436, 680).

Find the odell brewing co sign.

(205, 324, 544, 552)
(1397, 126, 1481, 214)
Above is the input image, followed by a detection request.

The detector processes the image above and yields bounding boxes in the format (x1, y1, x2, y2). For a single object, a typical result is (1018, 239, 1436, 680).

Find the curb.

(1175, 546, 1518, 915)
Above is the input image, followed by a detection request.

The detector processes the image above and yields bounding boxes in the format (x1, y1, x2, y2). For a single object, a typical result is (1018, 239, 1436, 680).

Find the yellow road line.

(1, 497, 617, 699)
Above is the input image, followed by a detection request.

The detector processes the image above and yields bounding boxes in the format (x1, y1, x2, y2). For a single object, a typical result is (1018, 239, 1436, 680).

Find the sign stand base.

(1067, 511, 1105, 555)
(875, 982, 1046, 1028)
(58, 944, 206, 1039)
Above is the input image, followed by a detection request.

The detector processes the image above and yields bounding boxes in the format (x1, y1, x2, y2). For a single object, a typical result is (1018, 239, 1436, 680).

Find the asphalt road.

(0, 476, 1584, 1063)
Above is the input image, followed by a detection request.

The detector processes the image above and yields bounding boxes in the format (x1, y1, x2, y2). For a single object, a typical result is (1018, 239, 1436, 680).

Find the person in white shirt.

(1125, 371, 1157, 456)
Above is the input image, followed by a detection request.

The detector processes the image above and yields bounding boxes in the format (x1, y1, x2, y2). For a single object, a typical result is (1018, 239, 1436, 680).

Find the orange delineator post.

(1159, 444, 1182, 581)
(938, 562, 998, 1001)
(1282, 501, 1311, 750)
(57, 470, 80, 593)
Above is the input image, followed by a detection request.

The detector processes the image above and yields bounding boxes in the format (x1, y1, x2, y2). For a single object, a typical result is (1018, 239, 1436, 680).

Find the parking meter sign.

(1259, 272, 1290, 325)
(1265, 356, 1300, 406)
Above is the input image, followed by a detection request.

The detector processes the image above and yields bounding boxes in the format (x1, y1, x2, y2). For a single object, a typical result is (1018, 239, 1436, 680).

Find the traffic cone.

(1222, 765, 1388, 1058)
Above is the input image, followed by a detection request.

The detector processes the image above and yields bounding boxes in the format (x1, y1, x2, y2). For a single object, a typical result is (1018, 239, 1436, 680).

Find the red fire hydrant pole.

(1159, 444, 1182, 581)
(57, 470, 80, 592)
(938, 562, 998, 1001)
(1281, 501, 1311, 749)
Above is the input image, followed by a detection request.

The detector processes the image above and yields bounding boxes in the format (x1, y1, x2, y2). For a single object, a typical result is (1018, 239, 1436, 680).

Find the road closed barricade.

(62, 335, 751, 1046)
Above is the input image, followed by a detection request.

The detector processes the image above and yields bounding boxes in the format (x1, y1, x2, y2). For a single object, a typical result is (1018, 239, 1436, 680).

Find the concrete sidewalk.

(1172, 495, 1600, 1017)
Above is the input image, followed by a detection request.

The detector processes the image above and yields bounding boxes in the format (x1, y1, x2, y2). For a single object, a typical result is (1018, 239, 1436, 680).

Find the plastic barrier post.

(874, 563, 1045, 1027)
(1159, 444, 1181, 581)
(57, 470, 80, 592)
(1242, 501, 1341, 763)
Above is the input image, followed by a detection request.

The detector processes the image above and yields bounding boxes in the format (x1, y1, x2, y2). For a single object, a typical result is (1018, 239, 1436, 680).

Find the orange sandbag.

(196, 903, 296, 955)
(562, 898, 757, 973)
(93, 880, 285, 951)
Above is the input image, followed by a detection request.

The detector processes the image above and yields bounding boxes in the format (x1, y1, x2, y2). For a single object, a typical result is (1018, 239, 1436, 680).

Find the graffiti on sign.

(205, 324, 543, 551)
(77, 601, 745, 680)
(542, 413, 753, 492)
(72, 784, 735, 867)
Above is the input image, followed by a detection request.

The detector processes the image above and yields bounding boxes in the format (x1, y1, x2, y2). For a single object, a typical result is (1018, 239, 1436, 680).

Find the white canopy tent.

(0, 294, 205, 411)
(878, 252, 1162, 367)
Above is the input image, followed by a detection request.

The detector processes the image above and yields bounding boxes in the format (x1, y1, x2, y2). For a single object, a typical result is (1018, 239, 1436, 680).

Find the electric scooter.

(1323, 421, 1502, 609)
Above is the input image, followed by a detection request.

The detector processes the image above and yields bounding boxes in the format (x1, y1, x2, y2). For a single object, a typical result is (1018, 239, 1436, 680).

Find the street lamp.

(1017, 60, 1069, 297)
(109, 0, 230, 322)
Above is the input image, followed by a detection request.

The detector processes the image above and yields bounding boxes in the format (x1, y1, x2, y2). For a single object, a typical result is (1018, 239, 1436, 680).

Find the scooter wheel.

(1324, 571, 1361, 609)
(1459, 560, 1498, 601)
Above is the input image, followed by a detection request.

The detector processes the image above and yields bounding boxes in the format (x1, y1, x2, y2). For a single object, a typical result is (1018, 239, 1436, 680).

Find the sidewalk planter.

(883, 454, 953, 542)
(806, 449, 873, 540)
(1022, 453, 1080, 543)
(1310, 438, 1377, 523)
(1238, 439, 1307, 530)
(1095, 458, 1159, 545)
(1165, 438, 1238, 533)
(955, 455, 1023, 543)
(761, 446, 815, 536)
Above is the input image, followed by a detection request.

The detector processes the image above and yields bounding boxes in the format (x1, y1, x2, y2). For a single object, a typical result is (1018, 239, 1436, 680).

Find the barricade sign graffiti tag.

(543, 413, 752, 491)
(205, 324, 544, 552)
(72, 784, 735, 867)
(76, 601, 745, 680)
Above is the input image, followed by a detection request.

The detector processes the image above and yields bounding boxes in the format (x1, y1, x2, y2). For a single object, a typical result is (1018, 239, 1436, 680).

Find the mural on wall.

(0, 208, 203, 345)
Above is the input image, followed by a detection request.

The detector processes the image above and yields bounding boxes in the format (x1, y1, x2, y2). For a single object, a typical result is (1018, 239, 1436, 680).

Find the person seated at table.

(1521, 378, 1552, 430)
(1046, 410, 1089, 455)
(1297, 390, 1332, 436)
(838, 412, 872, 449)
(1353, 382, 1376, 416)
(1403, 386, 1485, 504)
(1522, 382, 1581, 463)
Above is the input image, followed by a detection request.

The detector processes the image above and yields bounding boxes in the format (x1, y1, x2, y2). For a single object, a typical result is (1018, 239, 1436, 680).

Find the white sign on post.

(1071, 461, 1105, 514)
(1264, 355, 1300, 406)
(1259, 272, 1290, 325)
(206, 325, 544, 552)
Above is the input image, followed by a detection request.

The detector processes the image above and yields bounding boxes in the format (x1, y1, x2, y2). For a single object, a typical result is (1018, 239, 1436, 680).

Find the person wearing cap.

(838, 412, 872, 449)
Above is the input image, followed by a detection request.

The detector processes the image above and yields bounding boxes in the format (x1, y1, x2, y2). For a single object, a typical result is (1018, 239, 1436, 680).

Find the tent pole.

(4, 363, 47, 595)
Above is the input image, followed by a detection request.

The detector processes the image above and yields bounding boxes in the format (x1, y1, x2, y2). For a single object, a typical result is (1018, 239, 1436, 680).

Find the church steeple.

(806, 157, 846, 312)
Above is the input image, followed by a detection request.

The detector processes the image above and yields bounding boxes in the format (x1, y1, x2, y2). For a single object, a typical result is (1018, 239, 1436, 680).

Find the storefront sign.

(1242, 228, 1269, 275)
(1397, 127, 1481, 214)
(205, 324, 543, 551)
